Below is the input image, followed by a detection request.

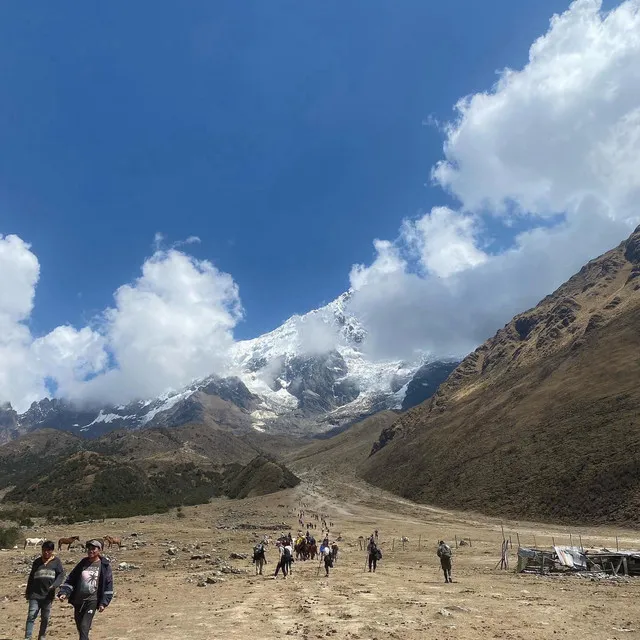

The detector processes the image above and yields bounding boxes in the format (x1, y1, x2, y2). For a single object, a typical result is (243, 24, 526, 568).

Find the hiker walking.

(437, 540, 453, 583)
(252, 541, 267, 575)
(274, 542, 290, 579)
(284, 539, 294, 575)
(58, 539, 113, 640)
(367, 535, 380, 572)
(24, 540, 65, 640)
(322, 544, 333, 577)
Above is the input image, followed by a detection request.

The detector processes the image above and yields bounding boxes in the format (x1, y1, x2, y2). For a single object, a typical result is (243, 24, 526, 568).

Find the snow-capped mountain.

(0, 292, 458, 443)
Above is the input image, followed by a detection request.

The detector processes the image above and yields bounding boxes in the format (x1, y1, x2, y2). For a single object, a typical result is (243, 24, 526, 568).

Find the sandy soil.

(2, 471, 640, 640)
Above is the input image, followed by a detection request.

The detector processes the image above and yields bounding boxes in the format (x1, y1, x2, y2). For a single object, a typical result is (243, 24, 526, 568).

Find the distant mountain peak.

(0, 291, 456, 443)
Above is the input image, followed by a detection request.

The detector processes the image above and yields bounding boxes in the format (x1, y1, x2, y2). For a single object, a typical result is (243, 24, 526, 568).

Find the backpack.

(439, 545, 452, 559)
(283, 546, 292, 561)
(376, 548, 382, 561)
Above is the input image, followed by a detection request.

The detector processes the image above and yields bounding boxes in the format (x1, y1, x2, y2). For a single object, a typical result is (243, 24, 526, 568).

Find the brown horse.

(103, 535, 122, 549)
(294, 539, 310, 560)
(58, 536, 80, 550)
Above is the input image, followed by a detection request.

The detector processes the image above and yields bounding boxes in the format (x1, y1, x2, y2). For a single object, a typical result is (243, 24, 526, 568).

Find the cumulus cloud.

(0, 235, 45, 410)
(0, 240, 242, 411)
(402, 207, 487, 277)
(432, 0, 640, 220)
(68, 249, 242, 405)
(349, 0, 640, 361)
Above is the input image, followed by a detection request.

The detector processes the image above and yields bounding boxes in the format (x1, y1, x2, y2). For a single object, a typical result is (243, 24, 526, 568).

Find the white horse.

(24, 537, 45, 549)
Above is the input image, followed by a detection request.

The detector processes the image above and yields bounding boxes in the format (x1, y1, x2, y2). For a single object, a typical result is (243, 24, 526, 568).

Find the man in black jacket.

(58, 539, 113, 640)
(24, 540, 65, 640)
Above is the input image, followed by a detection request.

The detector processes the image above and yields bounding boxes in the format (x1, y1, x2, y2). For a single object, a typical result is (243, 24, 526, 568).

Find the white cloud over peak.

(349, 0, 640, 360)
(0, 240, 242, 411)
(82, 249, 242, 404)
(402, 207, 487, 278)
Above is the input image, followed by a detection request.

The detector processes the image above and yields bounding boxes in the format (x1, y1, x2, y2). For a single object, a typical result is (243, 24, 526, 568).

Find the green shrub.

(0, 526, 20, 549)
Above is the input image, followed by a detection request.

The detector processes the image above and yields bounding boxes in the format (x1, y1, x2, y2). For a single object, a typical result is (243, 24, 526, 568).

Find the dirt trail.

(2, 471, 640, 639)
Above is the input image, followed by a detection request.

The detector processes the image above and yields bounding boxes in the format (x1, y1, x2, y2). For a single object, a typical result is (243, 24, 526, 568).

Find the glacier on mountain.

(1, 291, 458, 442)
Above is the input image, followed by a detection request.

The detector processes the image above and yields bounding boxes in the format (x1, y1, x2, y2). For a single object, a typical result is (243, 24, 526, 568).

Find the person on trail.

(24, 540, 65, 640)
(284, 540, 294, 575)
(322, 545, 333, 577)
(437, 540, 453, 583)
(252, 542, 267, 575)
(367, 535, 380, 573)
(274, 543, 290, 579)
(58, 539, 113, 640)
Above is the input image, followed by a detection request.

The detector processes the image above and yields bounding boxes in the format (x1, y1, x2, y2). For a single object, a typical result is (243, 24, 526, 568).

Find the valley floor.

(2, 471, 640, 640)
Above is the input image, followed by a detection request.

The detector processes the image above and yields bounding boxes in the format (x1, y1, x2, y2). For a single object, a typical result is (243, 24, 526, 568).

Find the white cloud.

(350, 240, 406, 290)
(402, 207, 487, 277)
(30, 326, 108, 396)
(0, 240, 242, 411)
(72, 249, 242, 404)
(0, 235, 46, 410)
(349, 0, 640, 361)
(432, 0, 640, 221)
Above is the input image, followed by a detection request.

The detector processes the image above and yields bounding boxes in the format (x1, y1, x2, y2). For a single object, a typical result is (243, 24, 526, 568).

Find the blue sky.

(0, 0, 573, 340)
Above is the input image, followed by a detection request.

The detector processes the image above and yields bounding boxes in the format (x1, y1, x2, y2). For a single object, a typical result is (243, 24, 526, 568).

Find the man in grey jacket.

(24, 540, 65, 640)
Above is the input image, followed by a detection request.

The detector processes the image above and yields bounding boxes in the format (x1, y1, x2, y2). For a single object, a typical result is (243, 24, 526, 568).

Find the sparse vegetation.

(0, 526, 20, 549)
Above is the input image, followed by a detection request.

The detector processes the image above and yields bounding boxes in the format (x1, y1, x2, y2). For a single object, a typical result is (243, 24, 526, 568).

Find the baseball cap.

(86, 539, 103, 550)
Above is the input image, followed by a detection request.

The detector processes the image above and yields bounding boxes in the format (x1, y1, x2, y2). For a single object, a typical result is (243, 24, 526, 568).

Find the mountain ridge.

(0, 291, 458, 443)
(361, 225, 640, 526)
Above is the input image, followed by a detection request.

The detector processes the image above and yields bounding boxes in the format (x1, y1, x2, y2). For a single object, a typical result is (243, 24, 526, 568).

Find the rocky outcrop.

(274, 350, 359, 414)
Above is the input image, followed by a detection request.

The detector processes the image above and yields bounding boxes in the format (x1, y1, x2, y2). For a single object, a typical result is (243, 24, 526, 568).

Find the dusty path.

(2, 471, 640, 639)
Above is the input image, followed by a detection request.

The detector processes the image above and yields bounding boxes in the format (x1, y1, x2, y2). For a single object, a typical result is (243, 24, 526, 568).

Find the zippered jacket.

(58, 556, 113, 608)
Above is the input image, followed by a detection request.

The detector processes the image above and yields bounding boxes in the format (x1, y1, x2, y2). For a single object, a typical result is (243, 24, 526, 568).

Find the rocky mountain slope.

(0, 292, 457, 443)
(361, 225, 640, 526)
(0, 422, 301, 521)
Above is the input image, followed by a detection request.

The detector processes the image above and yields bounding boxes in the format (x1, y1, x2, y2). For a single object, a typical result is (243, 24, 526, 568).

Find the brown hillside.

(286, 410, 399, 478)
(361, 225, 640, 526)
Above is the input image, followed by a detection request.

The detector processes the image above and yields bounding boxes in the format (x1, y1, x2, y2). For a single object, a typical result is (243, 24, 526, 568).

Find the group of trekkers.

(253, 530, 340, 579)
(23, 538, 112, 640)
(252, 528, 455, 583)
